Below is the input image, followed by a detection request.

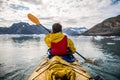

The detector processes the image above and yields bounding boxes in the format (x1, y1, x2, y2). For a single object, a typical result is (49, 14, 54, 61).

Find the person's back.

(44, 23, 76, 62)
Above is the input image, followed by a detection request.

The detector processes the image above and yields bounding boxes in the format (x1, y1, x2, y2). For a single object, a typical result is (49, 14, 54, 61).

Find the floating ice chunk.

(94, 36, 104, 41)
(107, 42, 115, 45)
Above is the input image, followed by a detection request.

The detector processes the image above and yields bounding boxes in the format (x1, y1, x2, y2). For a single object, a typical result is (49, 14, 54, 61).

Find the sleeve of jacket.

(67, 38, 76, 53)
(44, 34, 51, 48)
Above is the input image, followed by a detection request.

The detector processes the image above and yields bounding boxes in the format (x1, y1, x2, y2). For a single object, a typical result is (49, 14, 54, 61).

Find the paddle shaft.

(39, 24, 51, 33)
(76, 52, 87, 61)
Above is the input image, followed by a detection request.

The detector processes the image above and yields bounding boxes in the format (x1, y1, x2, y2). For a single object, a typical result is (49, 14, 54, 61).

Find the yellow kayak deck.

(28, 56, 92, 80)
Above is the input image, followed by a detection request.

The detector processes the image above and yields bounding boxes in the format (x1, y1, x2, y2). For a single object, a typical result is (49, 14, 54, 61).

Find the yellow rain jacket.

(44, 32, 76, 53)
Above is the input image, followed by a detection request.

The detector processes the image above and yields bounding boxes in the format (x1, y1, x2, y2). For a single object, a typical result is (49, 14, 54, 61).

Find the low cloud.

(20, 0, 42, 5)
(10, 4, 29, 10)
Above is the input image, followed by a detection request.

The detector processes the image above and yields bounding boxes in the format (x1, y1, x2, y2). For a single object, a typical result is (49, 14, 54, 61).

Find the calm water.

(0, 35, 120, 80)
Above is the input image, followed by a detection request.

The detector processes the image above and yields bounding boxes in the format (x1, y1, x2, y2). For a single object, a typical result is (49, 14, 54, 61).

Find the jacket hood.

(49, 32, 65, 43)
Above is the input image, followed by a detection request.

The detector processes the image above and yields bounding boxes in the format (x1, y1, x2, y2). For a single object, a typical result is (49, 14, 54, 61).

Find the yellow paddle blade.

(27, 13, 40, 25)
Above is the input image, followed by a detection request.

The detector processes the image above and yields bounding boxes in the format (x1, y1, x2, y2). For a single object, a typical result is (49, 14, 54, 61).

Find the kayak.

(28, 56, 92, 80)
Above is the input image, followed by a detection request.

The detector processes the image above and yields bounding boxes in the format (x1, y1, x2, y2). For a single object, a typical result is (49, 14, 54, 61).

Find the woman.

(44, 23, 76, 62)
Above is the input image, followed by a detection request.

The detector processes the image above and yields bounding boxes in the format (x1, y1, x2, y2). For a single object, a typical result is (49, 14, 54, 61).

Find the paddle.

(27, 13, 51, 33)
(76, 52, 94, 64)
(27, 13, 95, 64)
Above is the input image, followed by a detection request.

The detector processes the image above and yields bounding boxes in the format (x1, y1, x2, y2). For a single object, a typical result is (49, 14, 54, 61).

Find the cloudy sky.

(0, 0, 120, 29)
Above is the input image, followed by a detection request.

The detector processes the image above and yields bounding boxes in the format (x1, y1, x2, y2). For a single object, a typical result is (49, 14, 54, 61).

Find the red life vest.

(51, 36, 67, 56)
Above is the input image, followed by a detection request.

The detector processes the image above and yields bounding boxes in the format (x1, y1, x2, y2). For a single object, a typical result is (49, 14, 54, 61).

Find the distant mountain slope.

(0, 22, 49, 34)
(83, 15, 120, 36)
(63, 27, 87, 36)
(0, 27, 9, 34)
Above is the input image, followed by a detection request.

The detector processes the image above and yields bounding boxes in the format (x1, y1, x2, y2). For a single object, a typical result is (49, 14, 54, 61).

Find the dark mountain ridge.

(0, 22, 49, 34)
(83, 15, 120, 36)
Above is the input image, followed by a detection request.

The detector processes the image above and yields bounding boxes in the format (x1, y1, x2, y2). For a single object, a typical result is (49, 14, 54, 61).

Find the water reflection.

(11, 36, 40, 43)
(92, 36, 120, 56)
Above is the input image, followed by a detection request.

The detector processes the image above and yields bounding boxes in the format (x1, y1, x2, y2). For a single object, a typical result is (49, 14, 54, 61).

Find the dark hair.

(52, 23, 62, 33)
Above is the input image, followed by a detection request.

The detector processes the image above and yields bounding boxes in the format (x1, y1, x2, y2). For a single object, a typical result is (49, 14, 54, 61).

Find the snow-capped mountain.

(63, 27, 88, 36)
